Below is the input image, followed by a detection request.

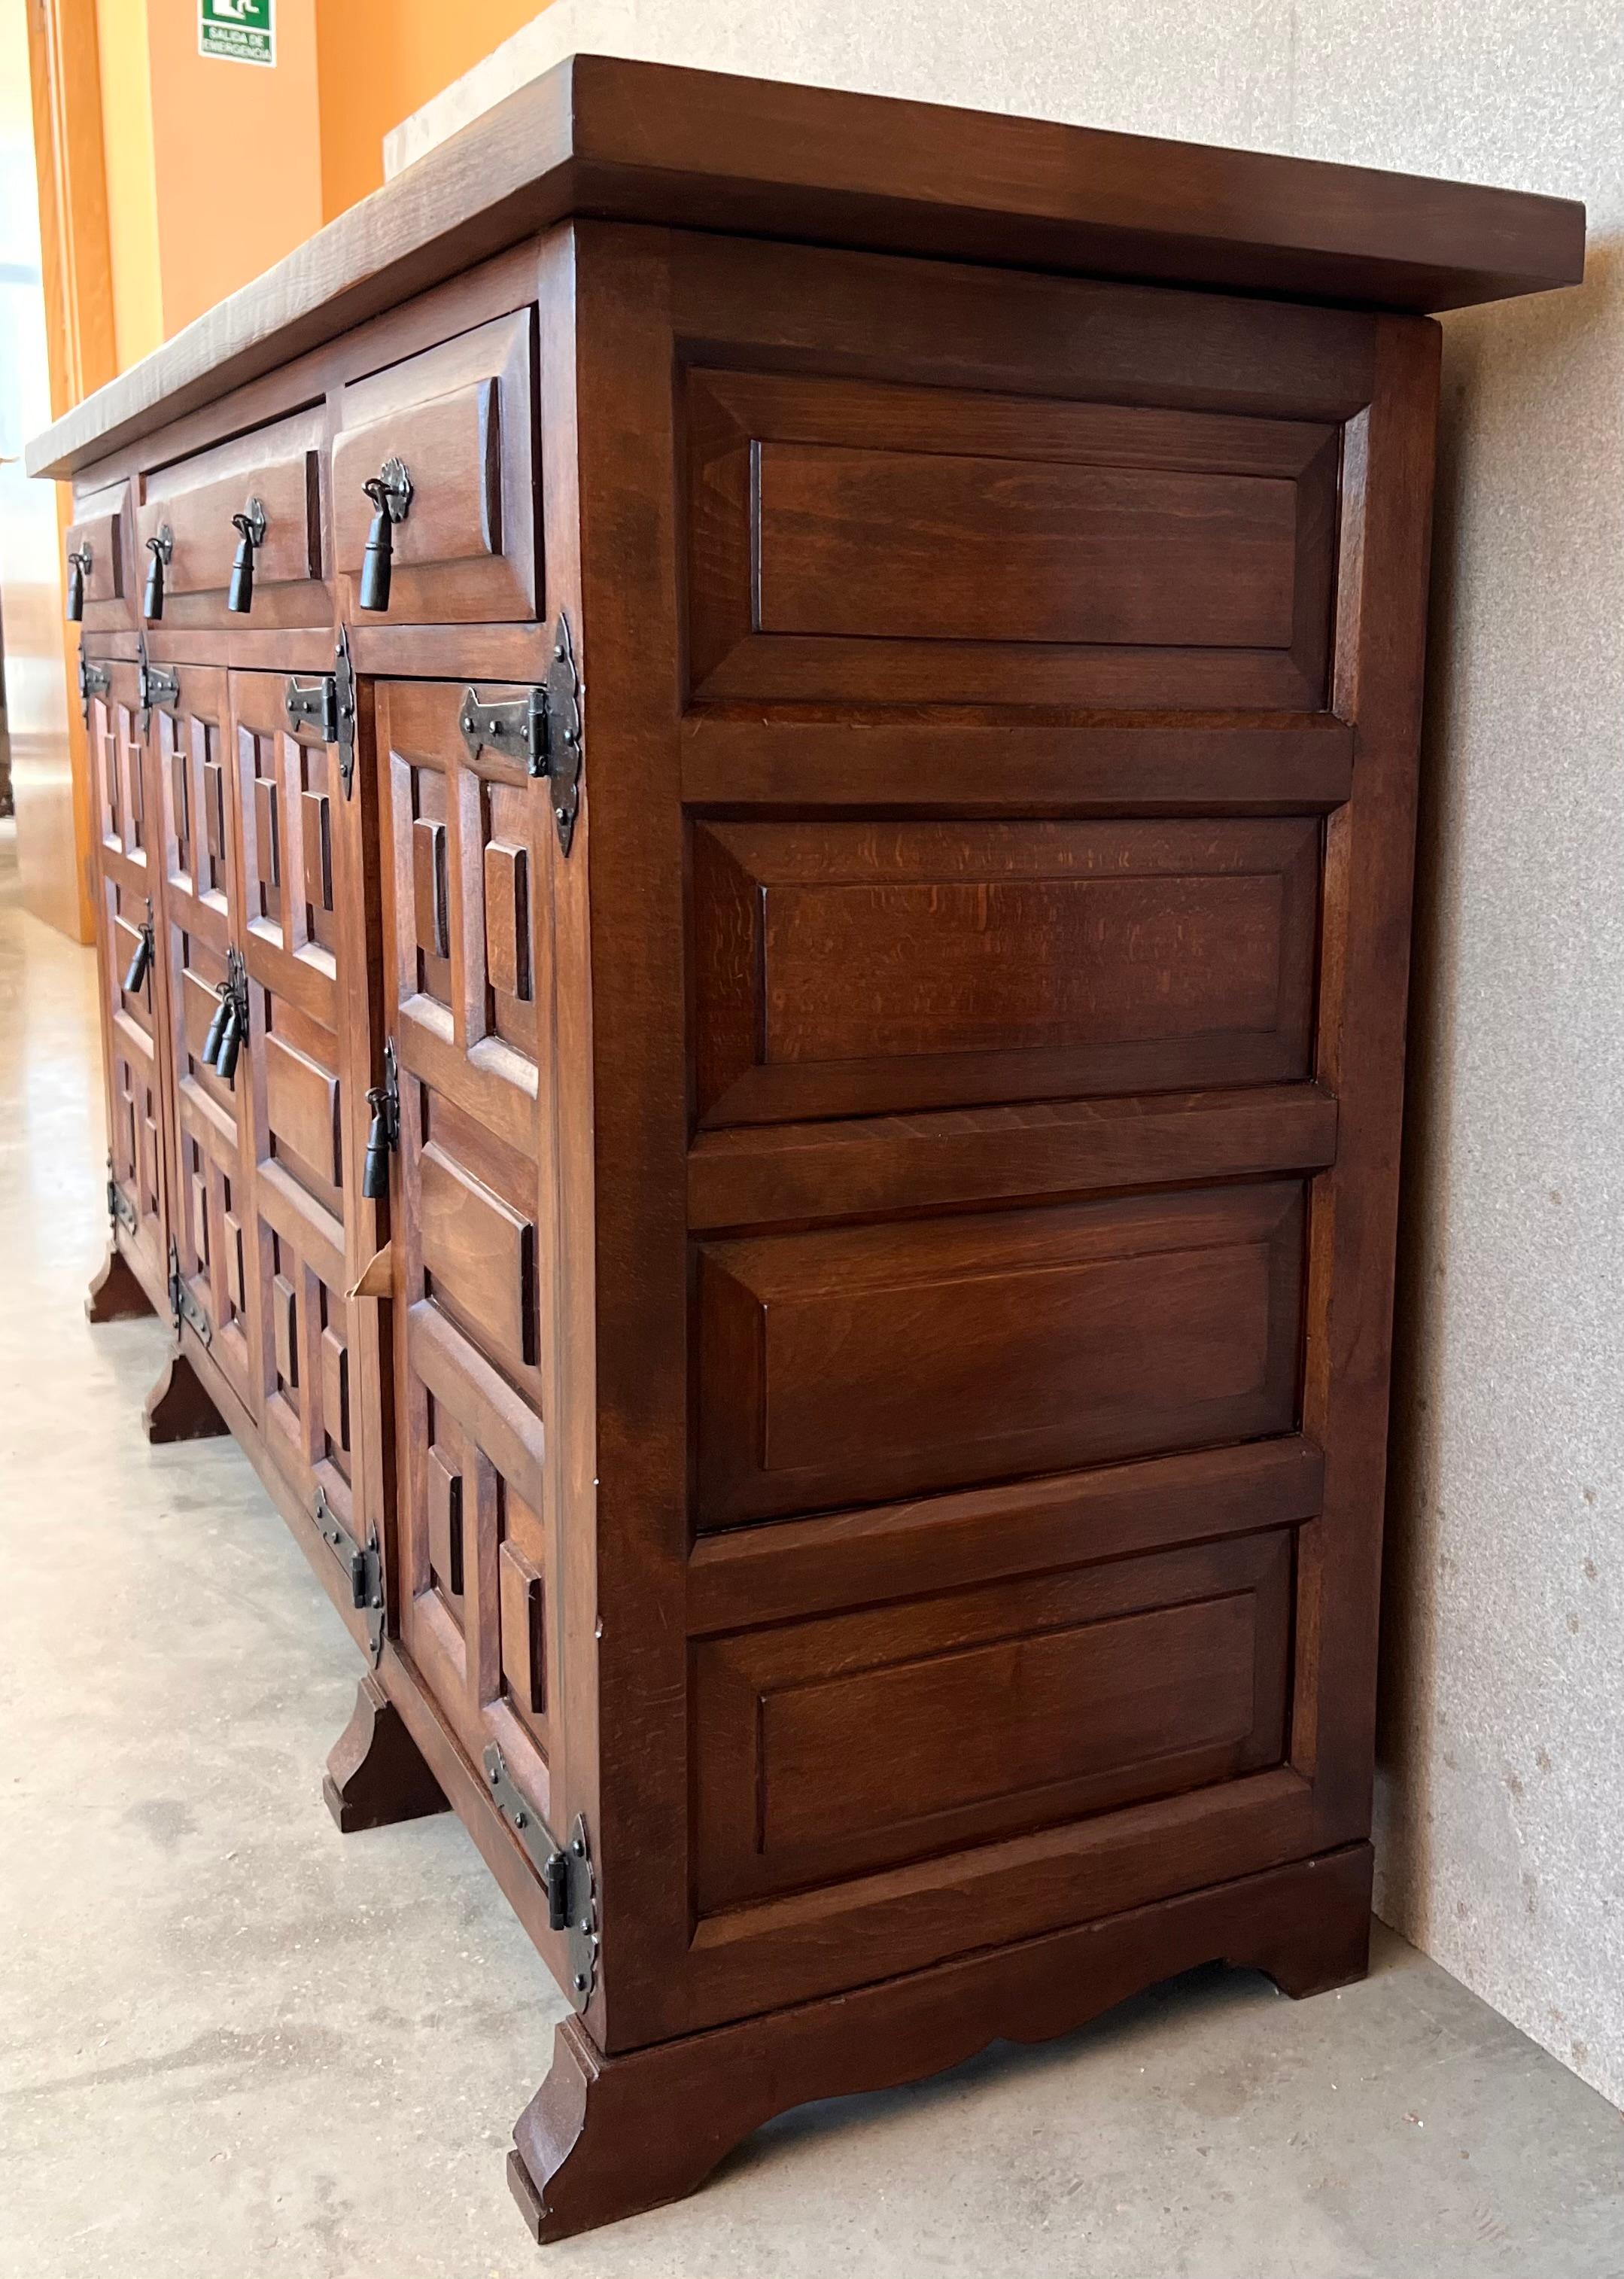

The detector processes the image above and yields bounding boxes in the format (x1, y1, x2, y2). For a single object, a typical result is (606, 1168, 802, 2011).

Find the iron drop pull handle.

(214, 994, 244, 1082)
(143, 525, 173, 622)
(202, 948, 248, 1082)
(201, 981, 231, 1070)
(65, 541, 91, 622)
(361, 1039, 399, 1200)
(122, 914, 154, 997)
(227, 497, 267, 615)
(357, 455, 412, 612)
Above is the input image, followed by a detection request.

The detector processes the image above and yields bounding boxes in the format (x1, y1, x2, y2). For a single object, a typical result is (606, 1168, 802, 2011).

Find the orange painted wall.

(315, 0, 553, 220)
(88, 0, 555, 367)
(146, 0, 324, 335)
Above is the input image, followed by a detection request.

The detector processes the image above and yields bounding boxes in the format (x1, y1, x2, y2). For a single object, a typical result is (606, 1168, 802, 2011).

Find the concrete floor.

(2, 817, 1621, 2279)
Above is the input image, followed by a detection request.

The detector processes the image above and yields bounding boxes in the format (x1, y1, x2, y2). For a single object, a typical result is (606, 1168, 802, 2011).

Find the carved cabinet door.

(230, 668, 384, 1628)
(373, 680, 566, 1852)
(87, 659, 171, 1305)
(152, 667, 260, 1412)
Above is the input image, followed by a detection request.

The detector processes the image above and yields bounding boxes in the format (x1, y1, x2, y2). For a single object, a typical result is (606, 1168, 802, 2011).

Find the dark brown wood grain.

(324, 1670, 449, 1833)
(509, 1842, 1373, 2244)
(26, 52, 1580, 479)
(63, 54, 1483, 2240)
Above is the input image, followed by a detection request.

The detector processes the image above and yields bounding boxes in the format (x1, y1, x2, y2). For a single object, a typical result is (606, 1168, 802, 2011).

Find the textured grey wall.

(394, 0, 1624, 2110)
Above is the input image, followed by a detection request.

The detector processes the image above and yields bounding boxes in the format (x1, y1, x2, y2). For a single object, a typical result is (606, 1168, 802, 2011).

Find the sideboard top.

(28, 52, 1584, 481)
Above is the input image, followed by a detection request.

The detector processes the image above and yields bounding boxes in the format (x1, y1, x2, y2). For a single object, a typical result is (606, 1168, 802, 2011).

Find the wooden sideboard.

(31, 56, 1583, 2244)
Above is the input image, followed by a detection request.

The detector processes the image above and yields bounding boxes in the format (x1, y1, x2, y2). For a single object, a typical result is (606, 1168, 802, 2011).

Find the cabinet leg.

(323, 1672, 448, 1833)
(141, 1346, 228, 1443)
(86, 1242, 156, 1322)
(506, 1844, 1376, 2244)
(509, 2016, 745, 2245)
(1246, 1841, 1373, 2000)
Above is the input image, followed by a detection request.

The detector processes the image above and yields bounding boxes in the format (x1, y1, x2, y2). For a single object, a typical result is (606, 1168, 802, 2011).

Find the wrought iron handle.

(65, 541, 92, 622)
(357, 455, 412, 612)
(227, 497, 267, 615)
(143, 525, 173, 622)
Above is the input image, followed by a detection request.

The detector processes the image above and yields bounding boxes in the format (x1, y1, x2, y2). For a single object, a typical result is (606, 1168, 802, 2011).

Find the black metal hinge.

(284, 625, 357, 795)
(78, 645, 110, 726)
(105, 1153, 136, 1237)
(482, 1745, 599, 2011)
(314, 1485, 385, 1663)
(136, 635, 180, 732)
(458, 610, 582, 855)
(167, 1237, 213, 1348)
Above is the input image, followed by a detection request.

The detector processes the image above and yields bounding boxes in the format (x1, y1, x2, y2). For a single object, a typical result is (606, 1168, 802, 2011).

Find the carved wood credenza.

(30, 56, 1583, 2243)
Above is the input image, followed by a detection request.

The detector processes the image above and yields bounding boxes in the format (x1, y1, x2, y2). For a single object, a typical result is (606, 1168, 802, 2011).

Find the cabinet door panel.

(154, 669, 258, 1412)
(87, 665, 170, 1305)
(230, 668, 382, 1605)
(376, 679, 564, 1829)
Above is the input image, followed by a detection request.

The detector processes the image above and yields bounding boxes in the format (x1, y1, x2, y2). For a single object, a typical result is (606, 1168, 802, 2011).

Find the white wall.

(395, 0, 1624, 2108)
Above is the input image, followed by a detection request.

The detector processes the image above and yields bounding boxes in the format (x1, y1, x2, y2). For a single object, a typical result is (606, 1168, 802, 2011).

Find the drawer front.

(333, 310, 536, 624)
(138, 409, 327, 628)
(66, 480, 132, 630)
(687, 367, 1340, 710)
(697, 1181, 1306, 1528)
(695, 1526, 1292, 1910)
(693, 816, 1321, 1126)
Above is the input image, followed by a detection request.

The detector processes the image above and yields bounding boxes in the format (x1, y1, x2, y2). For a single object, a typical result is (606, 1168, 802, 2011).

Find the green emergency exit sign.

(199, 0, 274, 66)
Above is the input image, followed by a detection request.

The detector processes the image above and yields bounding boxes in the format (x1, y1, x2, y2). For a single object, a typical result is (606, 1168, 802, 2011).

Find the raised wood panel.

(686, 364, 1338, 710)
(417, 1137, 537, 1386)
(696, 1182, 1305, 1526)
(333, 310, 535, 623)
(692, 818, 1321, 1126)
(65, 479, 129, 629)
(694, 1528, 1292, 1908)
(758, 446, 1297, 645)
(689, 1085, 1338, 1234)
(688, 1435, 1324, 1637)
(484, 841, 531, 1002)
(137, 406, 326, 627)
(263, 1028, 342, 1197)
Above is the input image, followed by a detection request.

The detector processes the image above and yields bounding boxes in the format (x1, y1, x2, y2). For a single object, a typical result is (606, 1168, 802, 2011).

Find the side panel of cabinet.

(87, 662, 171, 1305)
(230, 668, 386, 1629)
(374, 678, 569, 1847)
(565, 223, 1436, 2048)
(153, 669, 260, 1414)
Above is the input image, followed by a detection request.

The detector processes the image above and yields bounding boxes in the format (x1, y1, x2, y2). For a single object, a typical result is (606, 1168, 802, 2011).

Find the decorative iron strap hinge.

(458, 610, 582, 855)
(284, 625, 357, 795)
(166, 1238, 212, 1348)
(105, 1153, 136, 1237)
(314, 1485, 385, 1663)
(136, 635, 180, 731)
(78, 646, 110, 726)
(482, 1745, 599, 2011)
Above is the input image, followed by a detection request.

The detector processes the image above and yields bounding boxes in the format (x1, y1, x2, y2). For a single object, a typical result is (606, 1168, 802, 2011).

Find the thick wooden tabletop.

(28, 51, 1584, 481)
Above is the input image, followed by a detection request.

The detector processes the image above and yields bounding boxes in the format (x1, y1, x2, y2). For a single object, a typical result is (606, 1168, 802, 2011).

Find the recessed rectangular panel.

(759, 444, 1297, 647)
(302, 790, 333, 914)
(686, 366, 1338, 709)
(697, 1182, 1305, 1526)
(692, 818, 1320, 1125)
(418, 1141, 537, 1383)
(263, 1030, 341, 1191)
(693, 1528, 1292, 1907)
